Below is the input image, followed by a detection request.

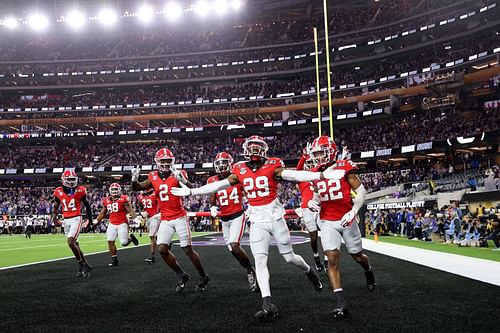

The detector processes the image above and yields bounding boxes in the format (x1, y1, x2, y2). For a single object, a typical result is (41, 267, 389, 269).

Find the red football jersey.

(298, 182, 314, 209)
(312, 159, 358, 221)
(54, 186, 87, 219)
(137, 192, 159, 217)
(232, 157, 284, 206)
(148, 170, 187, 221)
(207, 175, 244, 217)
(103, 195, 129, 225)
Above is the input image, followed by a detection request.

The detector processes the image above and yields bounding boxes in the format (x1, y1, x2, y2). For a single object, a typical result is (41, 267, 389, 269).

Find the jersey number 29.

(243, 176, 270, 199)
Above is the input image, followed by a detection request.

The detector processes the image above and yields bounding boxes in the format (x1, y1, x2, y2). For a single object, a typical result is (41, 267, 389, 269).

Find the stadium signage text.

(367, 201, 426, 210)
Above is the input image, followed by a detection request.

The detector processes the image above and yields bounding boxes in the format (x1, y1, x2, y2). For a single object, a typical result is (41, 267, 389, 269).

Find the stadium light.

(65, 10, 86, 29)
(230, 0, 242, 11)
(213, 0, 229, 15)
(164, 2, 183, 21)
(98, 8, 118, 27)
(137, 4, 154, 24)
(28, 13, 49, 31)
(194, 0, 210, 18)
(2, 17, 18, 29)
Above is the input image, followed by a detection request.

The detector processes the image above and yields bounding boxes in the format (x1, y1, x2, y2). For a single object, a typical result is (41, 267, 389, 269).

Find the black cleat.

(306, 267, 323, 292)
(365, 269, 376, 292)
(247, 268, 259, 292)
(314, 256, 324, 272)
(196, 275, 210, 292)
(108, 257, 119, 267)
(175, 273, 190, 293)
(81, 263, 92, 277)
(76, 262, 85, 277)
(333, 290, 348, 319)
(254, 297, 278, 321)
(332, 307, 348, 319)
(130, 234, 139, 246)
(144, 256, 155, 264)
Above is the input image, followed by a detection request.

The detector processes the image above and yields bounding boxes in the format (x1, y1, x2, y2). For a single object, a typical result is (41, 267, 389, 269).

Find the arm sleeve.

(190, 179, 231, 196)
(351, 184, 366, 214)
(281, 169, 322, 182)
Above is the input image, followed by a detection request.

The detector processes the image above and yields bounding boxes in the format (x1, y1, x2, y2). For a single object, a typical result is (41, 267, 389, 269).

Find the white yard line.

(0, 239, 105, 252)
(362, 239, 500, 287)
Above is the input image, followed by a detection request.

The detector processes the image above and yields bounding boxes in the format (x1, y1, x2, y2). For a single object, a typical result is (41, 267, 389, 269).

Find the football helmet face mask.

(155, 148, 175, 172)
(309, 136, 337, 167)
(303, 155, 316, 171)
(61, 170, 78, 188)
(243, 135, 268, 162)
(214, 152, 234, 174)
(109, 183, 122, 198)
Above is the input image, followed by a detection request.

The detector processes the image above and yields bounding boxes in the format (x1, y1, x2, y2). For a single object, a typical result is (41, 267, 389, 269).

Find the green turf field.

(0, 232, 210, 268)
(368, 235, 500, 262)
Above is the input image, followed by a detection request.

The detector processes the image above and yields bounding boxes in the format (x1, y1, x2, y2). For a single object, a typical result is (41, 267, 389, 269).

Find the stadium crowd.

(0, 106, 497, 169)
(0, 0, 466, 61)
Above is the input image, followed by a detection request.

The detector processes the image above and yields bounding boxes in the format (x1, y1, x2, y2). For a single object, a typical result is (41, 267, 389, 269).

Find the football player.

(52, 170, 93, 277)
(171, 135, 343, 320)
(295, 152, 324, 272)
(308, 136, 376, 319)
(131, 148, 209, 293)
(208, 152, 258, 292)
(94, 183, 139, 267)
(137, 188, 160, 264)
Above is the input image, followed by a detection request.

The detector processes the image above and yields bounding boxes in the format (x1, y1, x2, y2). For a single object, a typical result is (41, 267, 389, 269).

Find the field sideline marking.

(362, 239, 500, 287)
(0, 239, 105, 252)
(0, 232, 210, 271)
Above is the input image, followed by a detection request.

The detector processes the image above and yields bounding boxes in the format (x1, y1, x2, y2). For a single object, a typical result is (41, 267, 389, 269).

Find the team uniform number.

(141, 199, 153, 208)
(106, 202, 120, 213)
(61, 198, 77, 212)
(243, 176, 270, 199)
(158, 184, 169, 201)
(217, 187, 240, 206)
(317, 179, 344, 201)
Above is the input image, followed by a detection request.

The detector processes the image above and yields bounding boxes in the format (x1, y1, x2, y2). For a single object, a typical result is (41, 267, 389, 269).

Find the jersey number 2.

(159, 184, 169, 201)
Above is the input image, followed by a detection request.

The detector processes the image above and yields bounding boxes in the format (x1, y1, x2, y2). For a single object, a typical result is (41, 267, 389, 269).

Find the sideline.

(362, 238, 500, 287)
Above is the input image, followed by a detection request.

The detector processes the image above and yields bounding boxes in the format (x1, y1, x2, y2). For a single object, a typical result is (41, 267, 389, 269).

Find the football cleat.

(306, 267, 323, 292)
(324, 259, 329, 271)
(254, 297, 278, 321)
(81, 263, 92, 277)
(108, 257, 119, 267)
(130, 234, 139, 246)
(333, 290, 348, 319)
(175, 273, 190, 293)
(247, 268, 259, 292)
(76, 262, 85, 277)
(144, 256, 155, 264)
(365, 269, 376, 292)
(332, 307, 348, 319)
(314, 256, 324, 272)
(195, 275, 210, 292)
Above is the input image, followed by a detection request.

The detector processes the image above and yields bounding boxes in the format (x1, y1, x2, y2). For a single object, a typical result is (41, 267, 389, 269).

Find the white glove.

(340, 210, 356, 228)
(170, 182, 191, 197)
(131, 166, 141, 182)
(307, 200, 321, 212)
(322, 166, 346, 180)
(171, 165, 188, 185)
(140, 211, 149, 219)
(92, 219, 99, 225)
(294, 207, 303, 218)
(210, 206, 219, 218)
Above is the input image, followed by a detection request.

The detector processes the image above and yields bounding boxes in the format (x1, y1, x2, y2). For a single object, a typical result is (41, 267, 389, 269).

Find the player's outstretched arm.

(131, 166, 153, 191)
(276, 167, 324, 182)
(171, 174, 239, 197)
(124, 201, 137, 220)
